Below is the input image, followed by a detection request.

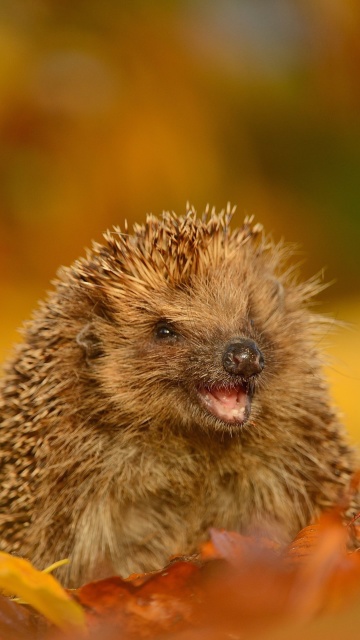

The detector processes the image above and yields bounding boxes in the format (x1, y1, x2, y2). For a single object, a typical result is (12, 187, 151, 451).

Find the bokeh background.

(0, 1, 359, 438)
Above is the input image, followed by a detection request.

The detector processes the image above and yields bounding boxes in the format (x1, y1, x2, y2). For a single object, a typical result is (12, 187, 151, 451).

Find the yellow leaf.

(0, 552, 85, 632)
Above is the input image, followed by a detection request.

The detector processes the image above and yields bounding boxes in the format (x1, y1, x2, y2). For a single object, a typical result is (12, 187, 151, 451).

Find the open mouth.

(197, 384, 251, 425)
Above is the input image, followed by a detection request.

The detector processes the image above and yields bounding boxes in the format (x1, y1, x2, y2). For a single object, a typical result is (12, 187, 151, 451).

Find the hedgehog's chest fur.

(65, 428, 315, 583)
(28, 408, 346, 587)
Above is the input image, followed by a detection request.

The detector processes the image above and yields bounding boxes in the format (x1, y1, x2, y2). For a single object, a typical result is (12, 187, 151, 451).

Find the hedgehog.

(0, 205, 358, 587)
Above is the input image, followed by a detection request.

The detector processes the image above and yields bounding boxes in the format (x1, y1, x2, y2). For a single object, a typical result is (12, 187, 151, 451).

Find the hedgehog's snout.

(222, 338, 264, 379)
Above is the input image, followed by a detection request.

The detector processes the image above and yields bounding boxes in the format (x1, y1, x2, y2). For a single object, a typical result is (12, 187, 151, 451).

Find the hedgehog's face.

(87, 255, 306, 435)
(152, 318, 264, 426)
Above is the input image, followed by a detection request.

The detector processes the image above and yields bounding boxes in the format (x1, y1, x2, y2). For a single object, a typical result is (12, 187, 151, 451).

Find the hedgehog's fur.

(0, 205, 358, 586)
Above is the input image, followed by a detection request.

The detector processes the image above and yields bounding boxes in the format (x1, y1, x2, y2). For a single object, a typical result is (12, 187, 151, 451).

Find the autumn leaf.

(2, 508, 360, 639)
(0, 552, 85, 632)
(0, 592, 40, 640)
(75, 562, 201, 638)
(74, 511, 359, 639)
(286, 511, 360, 616)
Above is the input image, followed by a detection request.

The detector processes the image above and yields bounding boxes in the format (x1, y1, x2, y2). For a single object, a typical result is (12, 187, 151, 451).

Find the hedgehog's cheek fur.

(197, 384, 251, 425)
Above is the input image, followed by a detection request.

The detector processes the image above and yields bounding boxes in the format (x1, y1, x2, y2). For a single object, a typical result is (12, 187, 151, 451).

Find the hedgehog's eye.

(154, 321, 179, 341)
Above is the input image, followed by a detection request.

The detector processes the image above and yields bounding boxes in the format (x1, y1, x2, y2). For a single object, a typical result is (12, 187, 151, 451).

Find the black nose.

(222, 338, 264, 378)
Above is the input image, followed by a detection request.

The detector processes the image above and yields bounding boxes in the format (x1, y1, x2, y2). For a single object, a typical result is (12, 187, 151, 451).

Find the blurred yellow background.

(0, 1, 359, 439)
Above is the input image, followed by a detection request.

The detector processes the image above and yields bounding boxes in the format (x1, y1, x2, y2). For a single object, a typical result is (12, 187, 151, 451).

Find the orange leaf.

(286, 511, 360, 617)
(75, 562, 201, 638)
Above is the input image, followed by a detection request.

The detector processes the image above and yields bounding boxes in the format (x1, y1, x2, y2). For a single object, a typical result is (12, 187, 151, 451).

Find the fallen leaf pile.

(1, 509, 360, 640)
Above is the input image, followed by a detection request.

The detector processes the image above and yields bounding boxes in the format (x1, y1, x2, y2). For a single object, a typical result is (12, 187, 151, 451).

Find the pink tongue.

(211, 388, 240, 406)
(198, 386, 248, 424)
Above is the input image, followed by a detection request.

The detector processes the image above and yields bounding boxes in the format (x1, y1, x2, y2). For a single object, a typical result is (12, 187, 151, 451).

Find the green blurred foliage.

(0, 0, 359, 432)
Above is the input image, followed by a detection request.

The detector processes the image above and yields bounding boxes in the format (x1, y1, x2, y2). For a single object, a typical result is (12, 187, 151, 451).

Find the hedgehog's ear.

(76, 323, 104, 360)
